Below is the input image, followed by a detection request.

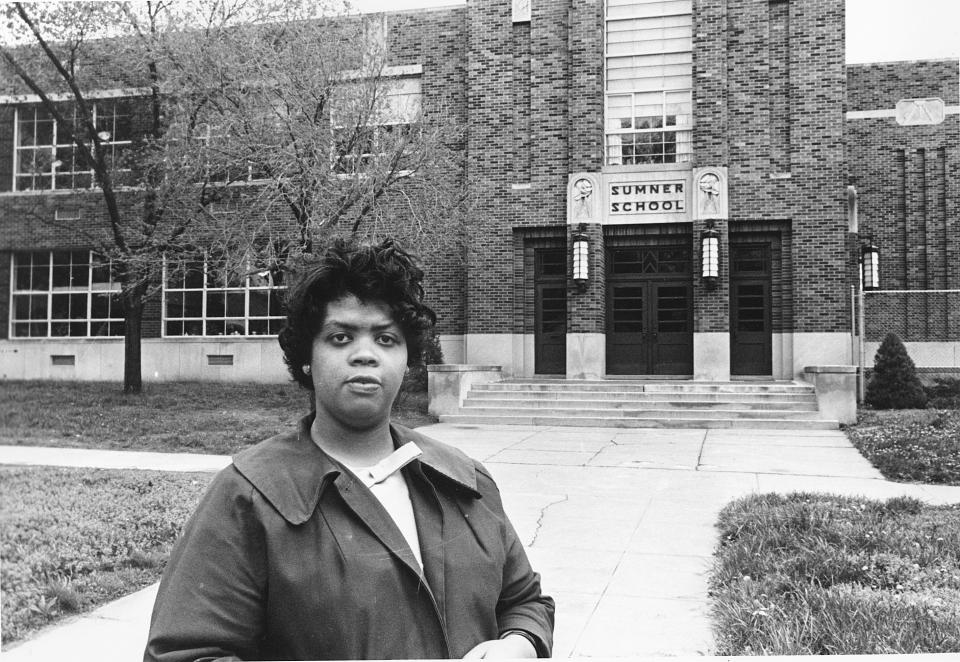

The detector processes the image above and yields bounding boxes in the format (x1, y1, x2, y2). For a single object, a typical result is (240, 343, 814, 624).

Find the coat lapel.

(333, 470, 425, 581)
(408, 465, 446, 619)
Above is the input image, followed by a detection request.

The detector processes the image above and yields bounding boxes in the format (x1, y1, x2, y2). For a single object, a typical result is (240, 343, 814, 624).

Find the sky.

(353, 0, 960, 65)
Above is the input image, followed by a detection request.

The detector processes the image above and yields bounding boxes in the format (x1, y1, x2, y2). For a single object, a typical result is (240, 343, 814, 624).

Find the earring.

(302, 365, 311, 376)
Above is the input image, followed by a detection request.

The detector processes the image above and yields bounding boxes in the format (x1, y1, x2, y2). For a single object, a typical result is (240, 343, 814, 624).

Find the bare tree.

(163, 2, 469, 268)
(1, 1, 241, 393)
(1, 0, 468, 392)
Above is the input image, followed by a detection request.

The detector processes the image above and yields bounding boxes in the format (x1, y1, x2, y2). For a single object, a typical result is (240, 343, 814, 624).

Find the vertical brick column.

(566, 221, 606, 378)
(692, 217, 731, 379)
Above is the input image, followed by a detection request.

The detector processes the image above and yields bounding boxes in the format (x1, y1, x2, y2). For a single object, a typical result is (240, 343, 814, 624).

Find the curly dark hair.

(278, 238, 437, 391)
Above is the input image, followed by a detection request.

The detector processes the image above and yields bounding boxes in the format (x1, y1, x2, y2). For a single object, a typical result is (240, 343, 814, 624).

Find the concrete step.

(438, 413, 839, 430)
(460, 398, 818, 412)
(466, 390, 816, 404)
(452, 406, 824, 420)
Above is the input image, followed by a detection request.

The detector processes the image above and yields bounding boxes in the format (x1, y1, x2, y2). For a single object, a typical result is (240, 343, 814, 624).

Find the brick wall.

(694, 0, 848, 335)
(847, 60, 960, 341)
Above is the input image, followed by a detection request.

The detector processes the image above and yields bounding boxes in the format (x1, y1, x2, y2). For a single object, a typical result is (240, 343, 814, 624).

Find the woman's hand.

(462, 633, 537, 659)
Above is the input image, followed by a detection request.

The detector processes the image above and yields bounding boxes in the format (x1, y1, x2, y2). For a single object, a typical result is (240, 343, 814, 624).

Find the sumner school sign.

(609, 181, 686, 214)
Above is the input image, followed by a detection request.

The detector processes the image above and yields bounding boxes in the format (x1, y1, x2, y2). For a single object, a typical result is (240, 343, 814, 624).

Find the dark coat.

(144, 417, 555, 661)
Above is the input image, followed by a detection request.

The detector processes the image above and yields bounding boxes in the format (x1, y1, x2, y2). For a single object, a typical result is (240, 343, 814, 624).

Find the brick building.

(1, 0, 958, 384)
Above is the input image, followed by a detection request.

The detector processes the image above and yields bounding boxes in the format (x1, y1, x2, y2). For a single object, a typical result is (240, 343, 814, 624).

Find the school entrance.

(605, 244, 693, 375)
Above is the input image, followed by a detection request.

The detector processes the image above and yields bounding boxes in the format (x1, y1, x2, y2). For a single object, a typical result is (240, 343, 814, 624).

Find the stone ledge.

(804, 365, 857, 374)
(428, 364, 503, 416)
(428, 364, 503, 373)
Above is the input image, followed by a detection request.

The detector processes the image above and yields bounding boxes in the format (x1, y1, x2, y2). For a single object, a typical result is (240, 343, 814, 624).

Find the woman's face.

(308, 294, 408, 432)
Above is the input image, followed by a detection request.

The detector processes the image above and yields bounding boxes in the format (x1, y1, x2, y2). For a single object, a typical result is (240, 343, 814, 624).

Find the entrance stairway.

(438, 379, 838, 429)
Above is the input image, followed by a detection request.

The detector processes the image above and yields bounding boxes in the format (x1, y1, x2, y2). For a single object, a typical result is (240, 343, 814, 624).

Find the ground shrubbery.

(846, 409, 960, 485)
(711, 493, 960, 655)
(865, 333, 927, 410)
(925, 377, 960, 409)
(0, 467, 209, 646)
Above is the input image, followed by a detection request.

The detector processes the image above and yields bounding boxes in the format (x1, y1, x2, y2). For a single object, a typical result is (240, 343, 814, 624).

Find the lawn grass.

(0, 466, 210, 647)
(0, 381, 437, 455)
(711, 492, 960, 655)
(845, 409, 960, 485)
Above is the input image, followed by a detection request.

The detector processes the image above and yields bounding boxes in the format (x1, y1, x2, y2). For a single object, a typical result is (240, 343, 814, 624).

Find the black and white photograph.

(1, 0, 959, 659)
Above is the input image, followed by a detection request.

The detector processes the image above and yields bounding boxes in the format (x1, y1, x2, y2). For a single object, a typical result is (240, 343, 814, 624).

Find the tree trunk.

(122, 282, 147, 394)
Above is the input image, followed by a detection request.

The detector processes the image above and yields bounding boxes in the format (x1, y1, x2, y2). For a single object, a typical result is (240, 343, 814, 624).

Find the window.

(14, 100, 133, 191)
(163, 257, 285, 337)
(192, 122, 267, 184)
(10, 251, 124, 337)
(605, 0, 693, 165)
(332, 76, 422, 172)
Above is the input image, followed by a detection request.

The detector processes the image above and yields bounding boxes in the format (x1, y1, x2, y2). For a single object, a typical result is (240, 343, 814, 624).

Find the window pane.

(91, 257, 112, 286)
(183, 292, 203, 317)
(32, 257, 50, 289)
(92, 293, 112, 319)
(165, 292, 183, 318)
(51, 293, 71, 319)
(269, 291, 284, 316)
(249, 319, 269, 335)
(250, 291, 270, 317)
(207, 292, 225, 317)
(184, 263, 204, 289)
(225, 319, 245, 336)
(13, 295, 31, 320)
(91, 320, 112, 336)
(206, 320, 226, 336)
(30, 294, 48, 319)
(15, 263, 32, 290)
(226, 291, 245, 317)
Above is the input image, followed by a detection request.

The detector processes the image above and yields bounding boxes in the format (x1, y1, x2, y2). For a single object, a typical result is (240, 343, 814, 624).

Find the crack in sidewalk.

(585, 439, 616, 465)
(527, 493, 569, 547)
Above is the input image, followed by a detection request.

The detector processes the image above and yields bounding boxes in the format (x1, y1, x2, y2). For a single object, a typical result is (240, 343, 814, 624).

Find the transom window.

(163, 257, 285, 337)
(605, 0, 693, 165)
(14, 101, 133, 191)
(10, 251, 124, 337)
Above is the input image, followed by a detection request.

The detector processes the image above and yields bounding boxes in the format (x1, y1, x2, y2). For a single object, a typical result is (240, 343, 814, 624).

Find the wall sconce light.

(701, 221, 719, 288)
(572, 224, 589, 292)
(861, 241, 880, 290)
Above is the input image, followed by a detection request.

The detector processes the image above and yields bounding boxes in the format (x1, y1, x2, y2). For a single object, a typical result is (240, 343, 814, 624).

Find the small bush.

(401, 325, 445, 393)
(865, 333, 927, 409)
(925, 377, 960, 409)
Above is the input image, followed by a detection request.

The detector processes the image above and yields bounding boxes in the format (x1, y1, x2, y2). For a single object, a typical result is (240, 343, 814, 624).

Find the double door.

(605, 246, 693, 375)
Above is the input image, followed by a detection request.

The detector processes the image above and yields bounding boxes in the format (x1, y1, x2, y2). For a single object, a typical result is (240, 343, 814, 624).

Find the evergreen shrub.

(865, 333, 927, 409)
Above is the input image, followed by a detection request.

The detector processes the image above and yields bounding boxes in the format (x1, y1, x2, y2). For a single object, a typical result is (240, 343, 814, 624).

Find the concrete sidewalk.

(3, 424, 960, 660)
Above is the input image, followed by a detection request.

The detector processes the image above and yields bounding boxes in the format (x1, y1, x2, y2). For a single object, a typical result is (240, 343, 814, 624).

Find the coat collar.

(233, 414, 480, 525)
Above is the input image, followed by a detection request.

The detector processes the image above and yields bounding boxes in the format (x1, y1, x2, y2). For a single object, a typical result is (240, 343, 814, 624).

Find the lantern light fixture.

(861, 241, 880, 291)
(701, 221, 720, 287)
(572, 224, 589, 292)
